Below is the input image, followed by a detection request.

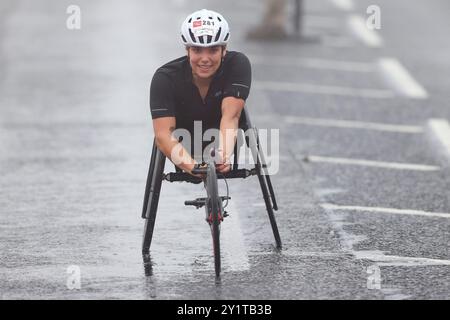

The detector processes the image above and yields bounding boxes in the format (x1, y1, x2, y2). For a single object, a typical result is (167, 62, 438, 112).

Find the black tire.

(141, 144, 166, 255)
(211, 209, 221, 278)
(142, 215, 157, 255)
(206, 164, 221, 278)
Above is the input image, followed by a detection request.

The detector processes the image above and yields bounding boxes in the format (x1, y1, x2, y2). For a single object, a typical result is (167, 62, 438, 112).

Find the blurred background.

(1, 0, 449, 299)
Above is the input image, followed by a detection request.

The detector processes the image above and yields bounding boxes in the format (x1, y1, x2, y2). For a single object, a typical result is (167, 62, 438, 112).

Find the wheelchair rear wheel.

(257, 170, 282, 249)
(249, 127, 282, 249)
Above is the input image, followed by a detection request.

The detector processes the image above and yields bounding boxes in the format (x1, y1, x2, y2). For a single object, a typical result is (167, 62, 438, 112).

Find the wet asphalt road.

(0, 0, 449, 299)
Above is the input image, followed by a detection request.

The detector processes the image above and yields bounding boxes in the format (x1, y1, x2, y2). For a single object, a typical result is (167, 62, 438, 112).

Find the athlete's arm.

(153, 117, 197, 174)
(217, 96, 245, 173)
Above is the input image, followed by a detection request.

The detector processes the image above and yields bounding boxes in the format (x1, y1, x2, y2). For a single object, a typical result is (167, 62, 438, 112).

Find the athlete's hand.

(188, 163, 207, 179)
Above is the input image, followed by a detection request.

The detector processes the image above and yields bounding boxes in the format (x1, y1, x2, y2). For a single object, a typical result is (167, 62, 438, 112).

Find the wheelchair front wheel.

(205, 163, 222, 279)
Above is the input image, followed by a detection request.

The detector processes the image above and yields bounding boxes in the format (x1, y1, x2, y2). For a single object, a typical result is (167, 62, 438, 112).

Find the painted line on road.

(249, 55, 375, 72)
(330, 0, 354, 11)
(352, 250, 450, 267)
(354, 251, 450, 266)
(305, 16, 340, 28)
(322, 204, 450, 288)
(284, 116, 424, 133)
(348, 15, 383, 48)
(304, 155, 440, 171)
(250, 249, 349, 258)
(377, 258, 450, 266)
(428, 119, 450, 157)
(252, 202, 267, 207)
(321, 203, 450, 219)
(253, 81, 395, 99)
(378, 58, 428, 99)
(321, 36, 357, 48)
(221, 200, 250, 272)
(250, 248, 450, 266)
(250, 249, 450, 266)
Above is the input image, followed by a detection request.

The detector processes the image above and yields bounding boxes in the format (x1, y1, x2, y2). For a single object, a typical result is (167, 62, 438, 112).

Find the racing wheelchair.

(141, 108, 281, 278)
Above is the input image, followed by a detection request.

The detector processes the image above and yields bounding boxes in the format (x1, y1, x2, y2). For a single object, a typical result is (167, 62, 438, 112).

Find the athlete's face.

(187, 46, 226, 80)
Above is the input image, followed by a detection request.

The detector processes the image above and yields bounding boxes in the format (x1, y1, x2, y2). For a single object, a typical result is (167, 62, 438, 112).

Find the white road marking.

(249, 55, 374, 72)
(253, 81, 394, 99)
(378, 58, 428, 99)
(322, 206, 449, 297)
(250, 249, 450, 266)
(321, 203, 450, 219)
(321, 36, 357, 48)
(251, 202, 266, 207)
(221, 200, 250, 272)
(284, 116, 424, 133)
(305, 16, 340, 28)
(354, 251, 450, 266)
(428, 119, 450, 156)
(304, 155, 440, 171)
(250, 249, 348, 258)
(348, 15, 383, 47)
(330, 0, 354, 11)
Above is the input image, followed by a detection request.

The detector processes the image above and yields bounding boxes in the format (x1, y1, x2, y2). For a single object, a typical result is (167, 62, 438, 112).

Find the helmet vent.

(189, 29, 197, 43)
(214, 27, 222, 42)
(181, 35, 187, 43)
(224, 33, 229, 42)
(207, 35, 213, 43)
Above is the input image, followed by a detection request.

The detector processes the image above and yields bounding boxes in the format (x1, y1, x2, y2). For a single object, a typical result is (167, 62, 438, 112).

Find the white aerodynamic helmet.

(181, 9, 230, 47)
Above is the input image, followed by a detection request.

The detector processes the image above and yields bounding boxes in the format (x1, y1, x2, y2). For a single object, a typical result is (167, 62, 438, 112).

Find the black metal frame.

(141, 108, 281, 256)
